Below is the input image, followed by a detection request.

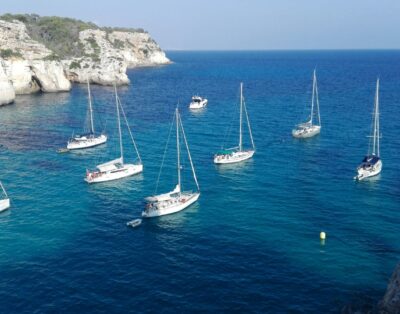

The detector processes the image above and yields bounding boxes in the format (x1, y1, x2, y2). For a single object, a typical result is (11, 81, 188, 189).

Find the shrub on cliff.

(0, 49, 23, 59)
(0, 14, 148, 60)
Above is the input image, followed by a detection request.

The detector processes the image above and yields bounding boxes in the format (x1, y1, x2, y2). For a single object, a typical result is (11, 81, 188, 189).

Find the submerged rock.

(380, 263, 400, 313)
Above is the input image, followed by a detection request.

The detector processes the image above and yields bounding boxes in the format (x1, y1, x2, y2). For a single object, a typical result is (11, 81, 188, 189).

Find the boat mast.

(310, 70, 316, 125)
(373, 78, 380, 156)
(87, 80, 95, 134)
(315, 70, 321, 126)
(243, 99, 255, 151)
(115, 85, 123, 163)
(239, 82, 243, 152)
(176, 108, 181, 192)
(179, 114, 200, 191)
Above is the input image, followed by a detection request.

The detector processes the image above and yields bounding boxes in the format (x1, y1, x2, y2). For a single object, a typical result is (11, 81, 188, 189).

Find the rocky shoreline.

(342, 263, 400, 314)
(0, 14, 170, 105)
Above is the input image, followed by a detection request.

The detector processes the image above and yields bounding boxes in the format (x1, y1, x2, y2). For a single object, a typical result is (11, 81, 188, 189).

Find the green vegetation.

(0, 48, 23, 59)
(112, 39, 125, 49)
(0, 14, 148, 59)
(43, 53, 60, 61)
(85, 36, 100, 55)
(69, 60, 81, 69)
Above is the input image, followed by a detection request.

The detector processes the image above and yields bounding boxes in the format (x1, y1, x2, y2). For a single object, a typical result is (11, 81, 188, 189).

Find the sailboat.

(85, 86, 143, 183)
(67, 81, 107, 150)
(355, 78, 382, 181)
(214, 82, 255, 164)
(0, 182, 10, 212)
(142, 108, 200, 218)
(292, 70, 321, 138)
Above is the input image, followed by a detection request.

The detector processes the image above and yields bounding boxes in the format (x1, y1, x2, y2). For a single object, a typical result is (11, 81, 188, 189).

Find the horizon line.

(165, 48, 400, 52)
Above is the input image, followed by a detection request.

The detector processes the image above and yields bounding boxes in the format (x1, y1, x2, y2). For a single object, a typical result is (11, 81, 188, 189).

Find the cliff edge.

(0, 14, 170, 105)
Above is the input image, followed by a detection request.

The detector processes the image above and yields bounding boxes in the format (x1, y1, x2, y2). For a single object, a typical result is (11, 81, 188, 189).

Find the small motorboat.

(126, 218, 142, 228)
(189, 96, 208, 109)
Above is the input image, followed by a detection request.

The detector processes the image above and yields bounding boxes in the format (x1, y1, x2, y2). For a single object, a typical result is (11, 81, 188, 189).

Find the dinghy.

(126, 218, 142, 228)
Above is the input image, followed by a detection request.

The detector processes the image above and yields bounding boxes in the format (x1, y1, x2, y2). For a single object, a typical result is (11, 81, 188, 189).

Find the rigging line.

(315, 72, 321, 126)
(221, 86, 241, 149)
(154, 112, 175, 195)
(117, 96, 142, 164)
(178, 113, 200, 191)
(243, 97, 255, 151)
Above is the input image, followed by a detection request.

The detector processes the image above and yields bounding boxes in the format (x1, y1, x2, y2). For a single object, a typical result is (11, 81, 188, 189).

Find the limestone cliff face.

(0, 14, 170, 100)
(63, 29, 130, 85)
(0, 59, 15, 105)
(63, 28, 170, 85)
(0, 19, 71, 95)
(108, 31, 170, 67)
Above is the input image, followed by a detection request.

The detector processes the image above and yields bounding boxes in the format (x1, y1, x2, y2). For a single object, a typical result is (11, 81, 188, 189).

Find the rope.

(179, 113, 200, 191)
(221, 86, 240, 149)
(243, 97, 255, 151)
(153, 113, 175, 195)
(117, 96, 142, 164)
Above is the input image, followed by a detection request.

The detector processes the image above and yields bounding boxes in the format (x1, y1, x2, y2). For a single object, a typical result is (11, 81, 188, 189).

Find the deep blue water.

(0, 51, 400, 313)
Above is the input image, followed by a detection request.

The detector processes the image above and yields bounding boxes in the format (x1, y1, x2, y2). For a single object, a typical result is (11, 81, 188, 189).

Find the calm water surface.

(0, 51, 399, 313)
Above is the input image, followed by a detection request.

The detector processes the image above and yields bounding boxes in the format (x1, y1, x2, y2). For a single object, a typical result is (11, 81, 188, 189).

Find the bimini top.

(192, 96, 203, 102)
(361, 155, 380, 165)
(146, 185, 181, 202)
(97, 157, 123, 172)
(216, 149, 234, 156)
(296, 121, 312, 129)
(73, 132, 94, 138)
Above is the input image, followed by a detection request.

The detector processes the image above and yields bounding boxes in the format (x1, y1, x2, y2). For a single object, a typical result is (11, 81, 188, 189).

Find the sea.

(0, 51, 399, 313)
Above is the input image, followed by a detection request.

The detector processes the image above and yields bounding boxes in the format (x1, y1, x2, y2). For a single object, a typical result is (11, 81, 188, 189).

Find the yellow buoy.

(320, 231, 326, 240)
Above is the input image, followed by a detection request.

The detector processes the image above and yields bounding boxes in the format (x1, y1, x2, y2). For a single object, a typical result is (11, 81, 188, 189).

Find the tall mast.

(373, 78, 380, 156)
(243, 100, 255, 151)
(239, 82, 243, 151)
(315, 70, 321, 126)
(115, 85, 123, 163)
(87, 80, 95, 134)
(310, 70, 316, 125)
(179, 114, 200, 192)
(176, 108, 181, 192)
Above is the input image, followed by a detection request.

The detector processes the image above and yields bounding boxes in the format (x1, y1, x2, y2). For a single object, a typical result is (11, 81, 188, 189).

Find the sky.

(1, 0, 399, 50)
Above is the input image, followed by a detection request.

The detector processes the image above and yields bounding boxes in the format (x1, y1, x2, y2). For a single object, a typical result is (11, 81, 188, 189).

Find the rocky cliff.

(380, 263, 400, 313)
(0, 14, 170, 105)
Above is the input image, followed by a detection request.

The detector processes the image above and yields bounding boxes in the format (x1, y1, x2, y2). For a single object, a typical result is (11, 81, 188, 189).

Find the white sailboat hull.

(292, 125, 321, 138)
(67, 134, 107, 150)
(85, 164, 143, 183)
(0, 198, 10, 212)
(142, 192, 199, 218)
(355, 160, 382, 181)
(214, 150, 255, 164)
(189, 99, 208, 109)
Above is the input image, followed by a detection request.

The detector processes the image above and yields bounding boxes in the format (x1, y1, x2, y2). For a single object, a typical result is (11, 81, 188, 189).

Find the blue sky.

(1, 0, 399, 50)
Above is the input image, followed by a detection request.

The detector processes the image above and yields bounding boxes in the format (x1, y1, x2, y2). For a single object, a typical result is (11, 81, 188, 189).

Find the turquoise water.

(0, 51, 399, 312)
